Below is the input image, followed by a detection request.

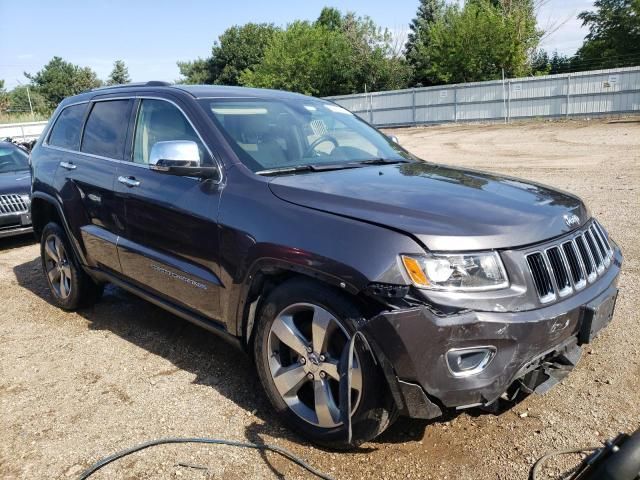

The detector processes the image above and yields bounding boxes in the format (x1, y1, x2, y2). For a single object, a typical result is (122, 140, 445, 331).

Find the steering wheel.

(304, 135, 339, 157)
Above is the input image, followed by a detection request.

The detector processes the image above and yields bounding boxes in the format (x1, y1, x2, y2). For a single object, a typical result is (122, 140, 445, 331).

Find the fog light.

(446, 347, 496, 377)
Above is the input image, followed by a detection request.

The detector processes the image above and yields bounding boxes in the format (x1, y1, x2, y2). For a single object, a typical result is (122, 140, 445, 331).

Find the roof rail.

(91, 81, 172, 92)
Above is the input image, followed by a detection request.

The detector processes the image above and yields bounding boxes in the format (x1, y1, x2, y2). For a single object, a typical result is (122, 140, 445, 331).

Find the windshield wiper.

(354, 158, 410, 165)
(256, 163, 362, 176)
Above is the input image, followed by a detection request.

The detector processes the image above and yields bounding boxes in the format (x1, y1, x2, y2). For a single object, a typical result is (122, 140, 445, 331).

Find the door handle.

(118, 176, 141, 188)
(60, 161, 77, 170)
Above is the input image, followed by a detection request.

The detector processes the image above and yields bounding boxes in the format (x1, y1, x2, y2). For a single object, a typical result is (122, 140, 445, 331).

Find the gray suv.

(29, 82, 622, 448)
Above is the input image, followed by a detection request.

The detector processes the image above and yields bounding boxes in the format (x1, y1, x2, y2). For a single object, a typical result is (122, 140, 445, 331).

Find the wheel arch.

(236, 257, 385, 351)
(30, 192, 88, 265)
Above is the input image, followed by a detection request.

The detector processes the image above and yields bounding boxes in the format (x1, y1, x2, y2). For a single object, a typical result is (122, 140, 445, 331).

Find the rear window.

(48, 103, 87, 150)
(81, 100, 133, 159)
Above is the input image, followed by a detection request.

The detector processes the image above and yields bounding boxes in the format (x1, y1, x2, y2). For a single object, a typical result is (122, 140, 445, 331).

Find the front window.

(133, 99, 206, 164)
(0, 144, 29, 173)
(199, 98, 413, 173)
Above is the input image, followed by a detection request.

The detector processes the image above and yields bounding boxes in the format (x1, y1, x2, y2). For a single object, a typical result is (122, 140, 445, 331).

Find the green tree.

(0, 80, 8, 111)
(240, 13, 411, 96)
(340, 12, 412, 92)
(575, 0, 640, 69)
(549, 51, 572, 74)
(422, 0, 541, 84)
(532, 49, 572, 75)
(7, 86, 49, 115)
(178, 23, 279, 85)
(405, 0, 445, 86)
(107, 60, 131, 85)
(177, 58, 213, 84)
(25, 57, 102, 107)
(316, 6, 343, 30)
(240, 21, 355, 96)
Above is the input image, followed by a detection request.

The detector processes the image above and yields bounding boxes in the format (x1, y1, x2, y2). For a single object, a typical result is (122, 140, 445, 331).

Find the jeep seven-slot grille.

(525, 220, 614, 304)
(0, 194, 29, 215)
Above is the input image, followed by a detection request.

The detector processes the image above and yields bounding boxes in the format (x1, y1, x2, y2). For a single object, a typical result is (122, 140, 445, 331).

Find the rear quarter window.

(81, 100, 133, 159)
(48, 103, 87, 150)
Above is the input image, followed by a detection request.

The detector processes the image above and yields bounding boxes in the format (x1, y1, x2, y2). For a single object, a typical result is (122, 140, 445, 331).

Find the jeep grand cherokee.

(29, 82, 622, 448)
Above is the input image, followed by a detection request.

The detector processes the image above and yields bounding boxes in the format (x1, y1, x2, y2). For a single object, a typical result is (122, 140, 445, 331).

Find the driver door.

(114, 97, 224, 321)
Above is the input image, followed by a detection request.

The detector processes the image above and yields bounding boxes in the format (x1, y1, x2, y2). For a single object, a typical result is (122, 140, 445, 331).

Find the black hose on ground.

(77, 437, 335, 480)
(529, 446, 599, 480)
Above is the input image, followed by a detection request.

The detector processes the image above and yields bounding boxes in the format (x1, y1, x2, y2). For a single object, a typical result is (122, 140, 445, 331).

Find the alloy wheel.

(267, 303, 362, 428)
(43, 234, 72, 299)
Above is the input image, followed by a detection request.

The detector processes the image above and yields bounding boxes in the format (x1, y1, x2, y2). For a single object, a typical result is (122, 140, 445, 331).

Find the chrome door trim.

(59, 161, 77, 170)
(117, 176, 141, 188)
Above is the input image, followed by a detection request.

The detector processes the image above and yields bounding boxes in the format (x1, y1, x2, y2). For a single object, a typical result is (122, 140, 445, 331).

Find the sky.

(0, 0, 594, 90)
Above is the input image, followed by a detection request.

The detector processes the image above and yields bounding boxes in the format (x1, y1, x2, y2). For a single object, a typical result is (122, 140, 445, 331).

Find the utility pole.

(16, 79, 35, 120)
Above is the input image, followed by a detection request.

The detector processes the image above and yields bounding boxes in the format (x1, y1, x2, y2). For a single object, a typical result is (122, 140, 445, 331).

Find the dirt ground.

(1, 118, 639, 480)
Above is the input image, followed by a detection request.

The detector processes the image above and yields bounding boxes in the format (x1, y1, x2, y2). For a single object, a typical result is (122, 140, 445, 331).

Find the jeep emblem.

(564, 214, 580, 228)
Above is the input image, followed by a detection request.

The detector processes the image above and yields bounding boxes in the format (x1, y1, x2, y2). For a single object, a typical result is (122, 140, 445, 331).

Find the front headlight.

(401, 252, 509, 291)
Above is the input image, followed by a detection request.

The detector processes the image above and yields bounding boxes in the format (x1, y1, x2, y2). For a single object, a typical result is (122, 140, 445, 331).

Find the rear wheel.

(253, 278, 395, 449)
(40, 222, 103, 310)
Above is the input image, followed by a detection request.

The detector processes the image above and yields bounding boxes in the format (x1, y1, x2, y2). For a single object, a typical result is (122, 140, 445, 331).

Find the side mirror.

(149, 141, 219, 179)
(388, 135, 400, 145)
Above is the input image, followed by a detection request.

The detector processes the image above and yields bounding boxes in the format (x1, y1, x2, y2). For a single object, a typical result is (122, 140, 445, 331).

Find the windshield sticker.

(310, 119, 328, 136)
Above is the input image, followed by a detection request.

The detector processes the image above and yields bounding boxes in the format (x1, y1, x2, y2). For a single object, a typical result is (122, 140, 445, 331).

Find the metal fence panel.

(0, 121, 48, 141)
(326, 66, 640, 127)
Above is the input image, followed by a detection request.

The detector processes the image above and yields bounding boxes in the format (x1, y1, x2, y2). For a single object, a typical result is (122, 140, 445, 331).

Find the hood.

(0, 170, 31, 196)
(268, 162, 589, 251)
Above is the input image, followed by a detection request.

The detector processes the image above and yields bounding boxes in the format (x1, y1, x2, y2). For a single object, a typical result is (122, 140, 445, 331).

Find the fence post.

(507, 80, 511, 123)
(412, 88, 417, 125)
(502, 68, 507, 124)
(566, 74, 571, 118)
(453, 86, 458, 122)
(368, 92, 373, 124)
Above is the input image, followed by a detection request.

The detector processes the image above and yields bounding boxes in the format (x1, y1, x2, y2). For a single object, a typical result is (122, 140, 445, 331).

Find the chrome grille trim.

(545, 246, 572, 298)
(0, 194, 29, 215)
(562, 240, 587, 291)
(526, 220, 614, 303)
(526, 252, 556, 304)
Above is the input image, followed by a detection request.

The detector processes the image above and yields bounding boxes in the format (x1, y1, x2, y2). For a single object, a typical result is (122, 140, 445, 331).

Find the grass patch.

(0, 112, 51, 125)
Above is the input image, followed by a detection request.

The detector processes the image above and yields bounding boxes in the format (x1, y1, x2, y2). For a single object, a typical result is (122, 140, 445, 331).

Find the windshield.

(0, 144, 29, 173)
(199, 98, 414, 173)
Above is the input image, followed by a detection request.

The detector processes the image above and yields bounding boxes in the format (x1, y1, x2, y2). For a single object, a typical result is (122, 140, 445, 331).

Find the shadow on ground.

(11, 256, 515, 473)
(0, 233, 36, 251)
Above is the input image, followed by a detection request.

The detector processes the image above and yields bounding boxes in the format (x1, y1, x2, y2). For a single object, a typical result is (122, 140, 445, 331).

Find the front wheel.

(253, 278, 395, 449)
(40, 222, 103, 310)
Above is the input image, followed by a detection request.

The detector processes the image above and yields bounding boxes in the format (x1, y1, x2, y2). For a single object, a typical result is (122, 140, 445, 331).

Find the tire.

(40, 222, 103, 310)
(253, 278, 396, 449)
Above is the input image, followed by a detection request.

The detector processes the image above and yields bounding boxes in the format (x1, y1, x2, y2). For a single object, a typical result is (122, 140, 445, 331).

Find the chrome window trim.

(43, 95, 224, 185)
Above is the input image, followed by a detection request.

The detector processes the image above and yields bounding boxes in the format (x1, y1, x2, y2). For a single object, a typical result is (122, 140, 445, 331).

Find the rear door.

(50, 98, 133, 272)
(114, 96, 223, 321)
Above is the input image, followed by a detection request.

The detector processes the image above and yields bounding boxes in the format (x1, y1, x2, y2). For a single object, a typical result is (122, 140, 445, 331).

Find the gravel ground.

(1, 118, 639, 479)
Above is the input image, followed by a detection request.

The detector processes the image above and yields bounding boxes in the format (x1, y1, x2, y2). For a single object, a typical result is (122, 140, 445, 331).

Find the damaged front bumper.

(362, 248, 622, 419)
